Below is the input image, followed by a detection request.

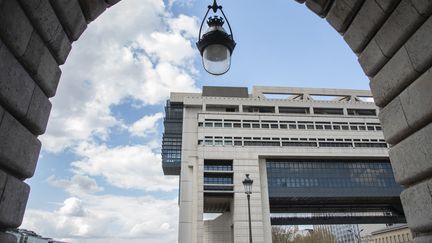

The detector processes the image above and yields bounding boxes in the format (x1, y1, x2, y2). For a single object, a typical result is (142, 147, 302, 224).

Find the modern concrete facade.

(369, 224, 414, 243)
(1, 1, 432, 242)
(163, 86, 404, 243)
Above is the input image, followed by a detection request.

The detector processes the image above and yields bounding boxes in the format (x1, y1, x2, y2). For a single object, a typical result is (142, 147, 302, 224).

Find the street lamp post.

(196, 0, 236, 75)
(242, 174, 253, 243)
(348, 228, 364, 243)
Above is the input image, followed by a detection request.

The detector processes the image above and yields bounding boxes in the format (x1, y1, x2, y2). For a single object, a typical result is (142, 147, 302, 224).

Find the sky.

(22, 0, 370, 242)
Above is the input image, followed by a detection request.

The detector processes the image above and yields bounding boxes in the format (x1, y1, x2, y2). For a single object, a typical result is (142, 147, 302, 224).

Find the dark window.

(279, 107, 310, 114)
(261, 124, 270, 128)
(314, 108, 344, 115)
(226, 108, 235, 112)
(266, 159, 402, 197)
(348, 109, 377, 116)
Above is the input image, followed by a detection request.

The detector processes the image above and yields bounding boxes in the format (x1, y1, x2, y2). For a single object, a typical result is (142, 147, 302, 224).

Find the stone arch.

(0, 0, 431, 242)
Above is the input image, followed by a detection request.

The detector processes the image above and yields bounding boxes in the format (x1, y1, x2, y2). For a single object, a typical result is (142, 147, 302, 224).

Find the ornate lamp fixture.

(197, 0, 236, 75)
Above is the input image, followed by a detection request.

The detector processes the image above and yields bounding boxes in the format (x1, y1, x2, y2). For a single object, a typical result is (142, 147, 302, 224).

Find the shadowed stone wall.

(0, 0, 431, 242)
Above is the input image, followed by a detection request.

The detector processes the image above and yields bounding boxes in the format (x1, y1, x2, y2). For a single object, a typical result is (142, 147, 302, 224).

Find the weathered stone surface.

(390, 122, 432, 185)
(0, 107, 4, 124)
(414, 234, 432, 243)
(78, 0, 109, 23)
(359, 38, 388, 76)
(105, 0, 121, 7)
(19, 31, 61, 98)
(0, 171, 30, 228)
(18, 0, 72, 65)
(390, 124, 432, 185)
(375, 0, 425, 57)
(26, 86, 52, 135)
(400, 68, 432, 129)
(370, 46, 420, 107)
(405, 16, 432, 73)
(401, 178, 432, 233)
(0, 111, 41, 179)
(0, 0, 33, 57)
(305, 0, 334, 17)
(49, 0, 87, 41)
(0, 40, 35, 120)
(326, 0, 364, 33)
(344, 0, 398, 54)
(0, 232, 16, 243)
(411, 0, 432, 17)
(375, 0, 400, 11)
(378, 96, 411, 145)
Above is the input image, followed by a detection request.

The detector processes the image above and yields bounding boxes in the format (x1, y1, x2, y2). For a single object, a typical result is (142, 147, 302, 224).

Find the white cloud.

(168, 14, 200, 38)
(58, 197, 86, 217)
(48, 174, 104, 196)
(41, 0, 199, 153)
(71, 143, 178, 191)
(22, 195, 178, 242)
(128, 112, 163, 137)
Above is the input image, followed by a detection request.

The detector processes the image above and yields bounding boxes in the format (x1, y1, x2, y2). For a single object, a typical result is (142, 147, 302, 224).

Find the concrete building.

(162, 86, 403, 243)
(314, 224, 360, 243)
(7, 229, 68, 243)
(369, 224, 413, 243)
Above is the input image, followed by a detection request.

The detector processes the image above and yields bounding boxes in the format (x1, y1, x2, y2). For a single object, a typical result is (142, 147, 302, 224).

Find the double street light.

(197, 0, 236, 75)
(243, 174, 254, 243)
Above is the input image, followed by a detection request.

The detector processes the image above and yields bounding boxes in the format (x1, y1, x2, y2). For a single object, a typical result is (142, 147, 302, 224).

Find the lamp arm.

(198, 7, 211, 41)
(219, 7, 234, 40)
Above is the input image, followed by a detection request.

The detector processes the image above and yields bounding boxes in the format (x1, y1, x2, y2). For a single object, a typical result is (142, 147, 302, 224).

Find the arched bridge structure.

(0, 0, 432, 242)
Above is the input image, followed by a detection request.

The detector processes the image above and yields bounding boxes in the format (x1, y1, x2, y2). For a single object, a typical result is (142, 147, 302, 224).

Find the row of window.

(203, 185, 234, 191)
(199, 136, 388, 149)
(268, 177, 397, 188)
(266, 160, 401, 191)
(161, 136, 182, 164)
(204, 177, 233, 185)
(203, 160, 234, 192)
(199, 119, 382, 132)
(204, 165, 233, 171)
(161, 102, 183, 172)
(267, 159, 392, 170)
(218, 105, 376, 116)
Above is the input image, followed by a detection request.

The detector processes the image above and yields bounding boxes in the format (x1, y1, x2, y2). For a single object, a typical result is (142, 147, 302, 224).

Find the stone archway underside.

(0, 0, 432, 242)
